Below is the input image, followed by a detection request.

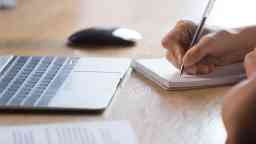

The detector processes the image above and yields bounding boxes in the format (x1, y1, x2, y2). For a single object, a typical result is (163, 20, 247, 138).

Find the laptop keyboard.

(0, 56, 78, 107)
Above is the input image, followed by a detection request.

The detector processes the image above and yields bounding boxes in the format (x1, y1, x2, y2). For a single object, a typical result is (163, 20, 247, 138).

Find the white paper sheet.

(0, 121, 137, 144)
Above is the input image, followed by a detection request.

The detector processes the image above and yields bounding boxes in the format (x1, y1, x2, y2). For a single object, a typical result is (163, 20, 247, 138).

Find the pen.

(180, 0, 216, 76)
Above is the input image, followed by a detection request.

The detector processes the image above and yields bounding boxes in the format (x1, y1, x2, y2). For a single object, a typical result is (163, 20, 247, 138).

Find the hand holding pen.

(162, 0, 256, 75)
(179, 0, 216, 76)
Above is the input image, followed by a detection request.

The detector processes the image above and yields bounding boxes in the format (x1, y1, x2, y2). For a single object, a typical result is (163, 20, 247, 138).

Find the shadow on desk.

(0, 39, 66, 49)
(0, 39, 135, 50)
(0, 107, 103, 116)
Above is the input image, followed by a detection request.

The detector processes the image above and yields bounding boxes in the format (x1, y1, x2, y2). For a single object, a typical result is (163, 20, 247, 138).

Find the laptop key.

(23, 57, 69, 106)
(0, 56, 78, 107)
(8, 57, 51, 105)
(36, 58, 78, 106)
(0, 57, 41, 105)
(0, 57, 29, 94)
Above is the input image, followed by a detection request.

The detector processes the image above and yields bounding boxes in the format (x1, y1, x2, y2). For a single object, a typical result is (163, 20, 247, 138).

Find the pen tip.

(179, 65, 184, 77)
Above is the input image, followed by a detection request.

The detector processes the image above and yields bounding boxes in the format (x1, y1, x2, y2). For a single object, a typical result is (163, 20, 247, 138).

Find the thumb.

(183, 42, 208, 67)
(244, 50, 256, 78)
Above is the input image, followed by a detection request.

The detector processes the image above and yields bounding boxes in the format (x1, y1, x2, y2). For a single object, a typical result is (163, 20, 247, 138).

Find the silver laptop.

(0, 56, 131, 112)
(0, 0, 16, 9)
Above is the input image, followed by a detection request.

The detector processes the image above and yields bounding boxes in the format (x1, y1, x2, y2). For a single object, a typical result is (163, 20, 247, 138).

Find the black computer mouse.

(68, 27, 142, 46)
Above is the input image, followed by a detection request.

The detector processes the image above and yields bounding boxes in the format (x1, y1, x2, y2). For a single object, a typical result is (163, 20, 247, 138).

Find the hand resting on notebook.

(162, 20, 256, 74)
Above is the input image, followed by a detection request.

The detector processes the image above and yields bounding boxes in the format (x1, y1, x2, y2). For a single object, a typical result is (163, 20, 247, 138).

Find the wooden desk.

(1, 0, 255, 143)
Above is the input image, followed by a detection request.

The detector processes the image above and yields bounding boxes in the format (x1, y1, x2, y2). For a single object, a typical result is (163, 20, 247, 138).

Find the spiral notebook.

(132, 58, 246, 90)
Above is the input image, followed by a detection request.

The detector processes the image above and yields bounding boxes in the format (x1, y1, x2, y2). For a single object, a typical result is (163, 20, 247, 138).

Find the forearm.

(223, 76, 256, 144)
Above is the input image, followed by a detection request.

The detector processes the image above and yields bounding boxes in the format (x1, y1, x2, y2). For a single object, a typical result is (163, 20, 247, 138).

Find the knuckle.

(215, 30, 232, 37)
(197, 36, 214, 52)
(161, 37, 169, 48)
(218, 30, 229, 35)
(162, 30, 178, 48)
(176, 20, 187, 26)
(175, 21, 196, 34)
(176, 20, 195, 27)
(161, 35, 174, 48)
(190, 46, 204, 58)
(200, 35, 214, 44)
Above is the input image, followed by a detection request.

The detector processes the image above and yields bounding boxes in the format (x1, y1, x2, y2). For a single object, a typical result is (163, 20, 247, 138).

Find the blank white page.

(133, 58, 246, 90)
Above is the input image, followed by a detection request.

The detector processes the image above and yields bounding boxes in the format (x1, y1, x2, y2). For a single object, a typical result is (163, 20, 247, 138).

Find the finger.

(162, 20, 196, 50)
(165, 43, 185, 68)
(183, 37, 211, 68)
(168, 49, 215, 75)
(184, 65, 197, 75)
(171, 44, 185, 67)
(166, 50, 179, 68)
(162, 20, 213, 50)
(174, 45, 185, 65)
(244, 50, 256, 78)
(195, 63, 215, 74)
(185, 63, 215, 75)
(162, 28, 186, 67)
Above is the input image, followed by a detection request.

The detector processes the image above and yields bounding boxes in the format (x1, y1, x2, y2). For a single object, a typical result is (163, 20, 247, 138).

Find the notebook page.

(133, 58, 245, 89)
(0, 121, 137, 144)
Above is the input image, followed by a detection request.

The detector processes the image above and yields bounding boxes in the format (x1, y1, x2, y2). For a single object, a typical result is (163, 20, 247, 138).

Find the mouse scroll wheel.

(112, 28, 143, 42)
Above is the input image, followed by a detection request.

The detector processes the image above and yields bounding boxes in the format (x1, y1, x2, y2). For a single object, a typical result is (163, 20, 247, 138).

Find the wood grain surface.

(0, 0, 255, 143)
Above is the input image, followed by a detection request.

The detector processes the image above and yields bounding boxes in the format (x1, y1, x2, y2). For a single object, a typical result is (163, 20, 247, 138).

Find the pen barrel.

(203, 0, 216, 17)
(180, 0, 216, 75)
(189, 17, 207, 47)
